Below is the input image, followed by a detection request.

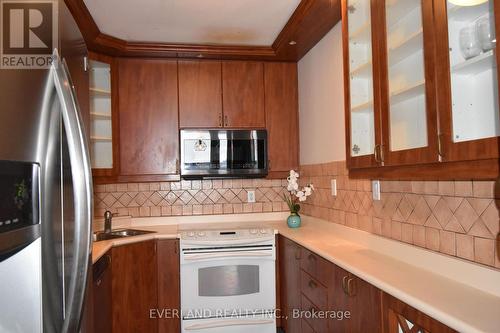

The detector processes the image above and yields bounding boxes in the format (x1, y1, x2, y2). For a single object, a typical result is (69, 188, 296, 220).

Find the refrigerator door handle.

(51, 49, 93, 333)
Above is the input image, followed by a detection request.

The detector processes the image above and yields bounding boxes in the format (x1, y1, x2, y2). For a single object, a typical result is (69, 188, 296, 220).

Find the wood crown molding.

(64, 0, 340, 61)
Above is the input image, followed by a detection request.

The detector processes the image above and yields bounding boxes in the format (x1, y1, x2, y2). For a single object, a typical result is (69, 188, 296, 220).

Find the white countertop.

(92, 212, 500, 333)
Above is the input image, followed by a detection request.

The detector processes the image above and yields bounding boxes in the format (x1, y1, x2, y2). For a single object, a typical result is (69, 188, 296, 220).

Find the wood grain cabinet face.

(118, 59, 179, 177)
(264, 62, 299, 175)
(382, 292, 456, 333)
(111, 241, 158, 333)
(178, 60, 223, 128)
(157, 239, 181, 333)
(222, 61, 266, 128)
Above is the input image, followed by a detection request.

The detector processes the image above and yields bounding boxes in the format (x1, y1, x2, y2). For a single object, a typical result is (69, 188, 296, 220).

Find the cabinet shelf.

(452, 50, 495, 75)
(388, 29, 423, 66)
(90, 112, 112, 120)
(91, 136, 112, 142)
(448, 2, 489, 22)
(390, 80, 425, 105)
(350, 61, 372, 79)
(386, 0, 420, 28)
(90, 88, 111, 96)
(350, 22, 371, 44)
(351, 100, 373, 113)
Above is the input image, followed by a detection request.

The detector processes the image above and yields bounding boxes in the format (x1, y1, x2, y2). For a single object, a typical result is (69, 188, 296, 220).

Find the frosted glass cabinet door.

(433, 0, 500, 162)
(345, 0, 377, 162)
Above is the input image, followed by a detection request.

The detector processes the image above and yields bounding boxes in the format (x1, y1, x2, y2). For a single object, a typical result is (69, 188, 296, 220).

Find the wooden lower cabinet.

(382, 293, 456, 333)
(279, 236, 302, 333)
(93, 253, 112, 333)
(157, 239, 181, 333)
(111, 241, 158, 333)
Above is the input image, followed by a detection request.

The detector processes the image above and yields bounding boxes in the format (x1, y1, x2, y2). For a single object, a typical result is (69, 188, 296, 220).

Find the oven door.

(180, 250, 275, 319)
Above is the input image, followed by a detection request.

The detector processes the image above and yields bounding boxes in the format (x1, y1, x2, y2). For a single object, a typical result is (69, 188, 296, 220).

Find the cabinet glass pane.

(89, 60, 113, 169)
(348, 0, 375, 157)
(447, 1, 499, 143)
(386, 0, 428, 152)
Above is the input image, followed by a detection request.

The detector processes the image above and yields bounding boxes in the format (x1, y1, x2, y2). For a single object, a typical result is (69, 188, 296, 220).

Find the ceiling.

(83, 0, 301, 46)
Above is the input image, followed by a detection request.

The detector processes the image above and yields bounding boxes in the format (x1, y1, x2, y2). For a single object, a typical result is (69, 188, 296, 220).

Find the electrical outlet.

(372, 180, 381, 201)
(247, 190, 256, 203)
(331, 179, 337, 196)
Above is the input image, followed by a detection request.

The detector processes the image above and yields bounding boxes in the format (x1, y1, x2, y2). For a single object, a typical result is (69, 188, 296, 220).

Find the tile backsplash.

(94, 179, 289, 219)
(299, 161, 500, 270)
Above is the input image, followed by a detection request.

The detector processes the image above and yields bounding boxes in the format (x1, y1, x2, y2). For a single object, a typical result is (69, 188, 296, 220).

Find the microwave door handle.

(51, 49, 93, 333)
(184, 319, 274, 331)
(183, 251, 273, 261)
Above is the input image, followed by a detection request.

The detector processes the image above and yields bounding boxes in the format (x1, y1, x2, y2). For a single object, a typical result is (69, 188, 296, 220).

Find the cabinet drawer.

(301, 294, 328, 333)
(300, 270, 327, 310)
(300, 248, 332, 286)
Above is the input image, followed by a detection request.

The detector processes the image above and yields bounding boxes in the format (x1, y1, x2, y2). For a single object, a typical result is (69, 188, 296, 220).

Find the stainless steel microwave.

(180, 129, 268, 179)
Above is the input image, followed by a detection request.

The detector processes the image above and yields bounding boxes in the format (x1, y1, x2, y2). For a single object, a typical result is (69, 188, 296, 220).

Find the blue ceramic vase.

(287, 212, 301, 228)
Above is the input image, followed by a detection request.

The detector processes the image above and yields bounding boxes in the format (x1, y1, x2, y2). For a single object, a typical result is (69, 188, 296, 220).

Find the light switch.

(331, 179, 337, 196)
(372, 180, 381, 201)
(247, 190, 256, 203)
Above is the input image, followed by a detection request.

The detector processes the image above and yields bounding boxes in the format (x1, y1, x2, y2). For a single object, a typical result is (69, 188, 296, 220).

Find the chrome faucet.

(104, 210, 113, 234)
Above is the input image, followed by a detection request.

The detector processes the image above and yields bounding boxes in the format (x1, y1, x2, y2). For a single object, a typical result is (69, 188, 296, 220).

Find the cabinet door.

(279, 236, 302, 333)
(379, 0, 439, 166)
(435, 0, 500, 162)
(112, 241, 158, 333)
(222, 61, 266, 128)
(329, 266, 382, 332)
(264, 62, 299, 176)
(157, 239, 180, 333)
(93, 253, 111, 333)
(179, 60, 223, 128)
(382, 292, 456, 333)
(118, 59, 179, 177)
(342, 0, 383, 168)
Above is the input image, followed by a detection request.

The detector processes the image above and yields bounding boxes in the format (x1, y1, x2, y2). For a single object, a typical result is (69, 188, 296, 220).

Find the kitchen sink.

(93, 229, 155, 242)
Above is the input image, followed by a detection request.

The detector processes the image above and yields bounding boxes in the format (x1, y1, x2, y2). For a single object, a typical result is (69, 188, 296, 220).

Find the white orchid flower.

(299, 195, 307, 202)
(296, 191, 304, 198)
(304, 186, 312, 196)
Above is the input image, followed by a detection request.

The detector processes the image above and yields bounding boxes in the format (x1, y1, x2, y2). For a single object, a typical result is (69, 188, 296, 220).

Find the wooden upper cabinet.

(112, 241, 158, 333)
(118, 58, 179, 177)
(378, 0, 439, 166)
(264, 62, 299, 174)
(433, 0, 500, 163)
(178, 60, 223, 128)
(342, 0, 382, 169)
(222, 61, 266, 128)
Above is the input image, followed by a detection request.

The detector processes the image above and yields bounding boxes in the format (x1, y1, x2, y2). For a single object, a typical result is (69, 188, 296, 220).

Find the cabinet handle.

(308, 254, 316, 261)
(294, 248, 301, 260)
(175, 159, 179, 173)
(346, 277, 356, 297)
(219, 113, 223, 127)
(224, 115, 229, 127)
(308, 279, 317, 289)
(268, 160, 271, 171)
(438, 133, 444, 158)
(342, 275, 348, 294)
(96, 278, 102, 286)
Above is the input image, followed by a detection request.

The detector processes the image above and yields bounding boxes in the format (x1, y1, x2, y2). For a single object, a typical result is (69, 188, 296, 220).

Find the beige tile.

(139, 206, 151, 217)
(272, 202, 282, 212)
(161, 206, 172, 216)
(401, 223, 413, 244)
(373, 217, 382, 235)
(127, 183, 139, 192)
(105, 184, 117, 192)
(213, 204, 223, 214)
(127, 207, 139, 217)
(116, 183, 128, 192)
(424, 181, 439, 195)
(411, 181, 426, 194)
(149, 183, 160, 191)
(253, 203, 263, 213)
(413, 225, 426, 247)
(223, 204, 233, 214)
(160, 182, 170, 191)
(474, 237, 495, 266)
(425, 227, 440, 251)
(138, 183, 149, 191)
(454, 199, 479, 232)
(202, 205, 213, 215)
(191, 180, 202, 190)
(150, 206, 161, 217)
(439, 230, 456, 256)
(468, 219, 494, 238)
(454, 181, 472, 197)
(480, 201, 500, 237)
(473, 181, 495, 199)
(382, 218, 392, 238)
(182, 205, 193, 216)
(243, 203, 253, 213)
(192, 205, 203, 215)
(391, 221, 402, 241)
(456, 234, 474, 260)
(94, 184, 106, 193)
(438, 181, 455, 196)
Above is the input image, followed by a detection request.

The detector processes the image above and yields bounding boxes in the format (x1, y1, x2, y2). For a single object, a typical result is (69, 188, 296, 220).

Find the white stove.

(179, 227, 276, 333)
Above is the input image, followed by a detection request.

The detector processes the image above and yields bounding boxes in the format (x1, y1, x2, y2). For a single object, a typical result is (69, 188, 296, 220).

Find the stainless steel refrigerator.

(0, 1, 92, 332)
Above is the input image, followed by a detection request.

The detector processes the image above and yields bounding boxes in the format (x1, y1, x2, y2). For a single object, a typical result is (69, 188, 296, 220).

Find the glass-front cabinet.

(343, 0, 500, 178)
(343, 0, 381, 168)
(435, 0, 500, 162)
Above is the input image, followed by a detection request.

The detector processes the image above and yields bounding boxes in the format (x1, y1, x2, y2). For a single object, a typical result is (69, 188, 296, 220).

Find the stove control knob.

(259, 229, 268, 234)
(187, 231, 195, 237)
(250, 229, 258, 234)
(197, 231, 206, 237)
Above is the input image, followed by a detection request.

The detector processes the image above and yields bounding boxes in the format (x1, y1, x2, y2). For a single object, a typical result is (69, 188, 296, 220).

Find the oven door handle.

(183, 251, 273, 261)
(184, 318, 274, 331)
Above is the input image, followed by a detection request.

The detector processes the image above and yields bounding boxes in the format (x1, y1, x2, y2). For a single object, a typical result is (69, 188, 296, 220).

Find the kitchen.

(0, 0, 499, 332)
